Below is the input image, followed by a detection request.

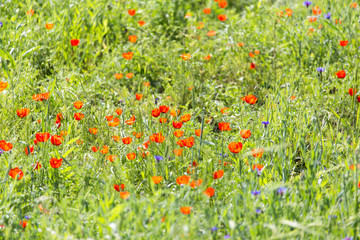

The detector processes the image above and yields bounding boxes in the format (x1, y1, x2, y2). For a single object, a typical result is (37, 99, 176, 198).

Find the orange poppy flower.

(100, 145, 109, 154)
(173, 121, 183, 129)
(74, 101, 83, 109)
(252, 164, 264, 171)
(218, 0, 227, 8)
(152, 108, 161, 117)
(70, 39, 80, 46)
(204, 187, 215, 197)
(180, 207, 192, 215)
(123, 52, 134, 60)
(126, 153, 136, 160)
(203, 55, 211, 61)
(20, 220, 28, 228)
(254, 50, 260, 54)
(89, 128, 98, 135)
(228, 142, 243, 153)
(195, 129, 202, 137)
(285, 8, 293, 17)
(290, 96, 296, 100)
(91, 146, 98, 152)
(185, 13, 192, 19)
(24, 146, 34, 155)
(135, 94, 143, 100)
(106, 115, 114, 121)
(180, 54, 191, 61)
(50, 135, 63, 146)
(122, 137, 133, 144)
(143, 82, 150, 87)
(249, 52, 255, 58)
(159, 118, 168, 123)
(335, 19, 342, 24)
(106, 155, 117, 162)
(340, 40, 349, 47)
(0, 81, 8, 92)
(74, 112, 84, 120)
(173, 149, 183, 156)
(174, 130, 184, 138)
(203, 8, 211, 14)
(217, 14, 227, 21)
(218, 122, 231, 131)
(312, 6, 321, 15)
(115, 73, 123, 79)
(351, 2, 358, 8)
(170, 109, 180, 117)
(129, 35, 137, 43)
(250, 63, 256, 69)
(33, 162, 41, 170)
(176, 175, 190, 185)
(138, 20, 145, 26)
(76, 140, 83, 145)
(45, 23, 54, 30)
(185, 137, 195, 148)
(242, 95, 258, 104)
(335, 70, 346, 78)
(252, 148, 264, 158)
(9, 167, 23, 180)
(120, 191, 130, 199)
(159, 105, 169, 113)
(180, 114, 191, 122)
(108, 117, 120, 127)
(128, 9, 136, 16)
(213, 170, 224, 179)
(152, 176, 162, 184)
(115, 108, 123, 115)
(126, 73, 134, 79)
(240, 129, 251, 139)
(149, 133, 165, 143)
(49, 158, 63, 168)
(308, 16, 317, 22)
(125, 115, 136, 125)
(16, 108, 30, 118)
(26, 9, 34, 16)
(35, 132, 50, 142)
(197, 22, 204, 29)
(56, 113, 63, 121)
(207, 31, 216, 37)
(220, 107, 229, 115)
(112, 136, 120, 142)
(32, 92, 50, 101)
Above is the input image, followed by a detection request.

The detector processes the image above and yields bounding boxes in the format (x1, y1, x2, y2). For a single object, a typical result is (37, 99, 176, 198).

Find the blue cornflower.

(277, 187, 287, 195)
(224, 235, 230, 239)
(0, 149, 4, 155)
(255, 208, 262, 214)
(0, 22, 3, 28)
(24, 215, 30, 220)
(262, 121, 269, 128)
(220, 153, 228, 158)
(211, 227, 218, 232)
(328, 215, 337, 219)
(324, 13, 331, 19)
(316, 67, 325, 72)
(155, 98, 159, 104)
(303, 1, 312, 8)
(343, 237, 353, 240)
(251, 190, 261, 196)
(154, 156, 163, 162)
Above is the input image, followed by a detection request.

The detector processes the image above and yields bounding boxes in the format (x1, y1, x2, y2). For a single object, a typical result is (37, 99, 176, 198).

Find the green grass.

(0, 0, 360, 239)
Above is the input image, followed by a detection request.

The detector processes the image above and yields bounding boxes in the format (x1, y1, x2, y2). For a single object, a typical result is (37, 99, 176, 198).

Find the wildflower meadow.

(1, 0, 360, 239)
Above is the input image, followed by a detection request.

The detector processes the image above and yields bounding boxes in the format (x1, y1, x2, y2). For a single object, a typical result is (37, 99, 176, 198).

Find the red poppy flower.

(189, 179, 202, 188)
(16, 108, 30, 118)
(335, 70, 346, 78)
(24, 146, 34, 155)
(217, 14, 227, 21)
(89, 128, 98, 135)
(204, 187, 215, 197)
(174, 130, 184, 138)
(151, 108, 161, 117)
(91, 146, 98, 152)
(26, 9, 34, 16)
(203, 8, 211, 14)
(180, 207, 192, 215)
(250, 63, 256, 69)
(349, 88, 357, 96)
(203, 55, 212, 61)
(0, 81, 8, 92)
(126, 153, 136, 160)
(159, 105, 169, 113)
(138, 20, 145, 26)
(312, 6, 321, 15)
(213, 170, 224, 179)
(172, 121, 183, 129)
(159, 118, 167, 123)
(218, 122, 231, 131)
(228, 142, 243, 153)
(106, 115, 114, 121)
(9, 167, 23, 180)
(70, 39, 80, 46)
(20, 220, 28, 228)
(218, 0, 227, 8)
(128, 9, 136, 16)
(340, 40, 349, 47)
(240, 130, 251, 139)
(195, 129, 202, 137)
(122, 137, 132, 145)
(242, 95, 258, 104)
(74, 112, 85, 120)
(32, 92, 50, 101)
(33, 162, 41, 170)
(149, 133, 165, 143)
(115, 108, 123, 115)
(123, 52, 134, 60)
(50, 135, 63, 146)
(252, 164, 264, 171)
(100, 145, 109, 154)
(176, 175, 190, 185)
(125, 115, 136, 125)
(35, 132, 50, 142)
(135, 94, 143, 100)
(49, 158, 63, 168)
(108, 117, 120, 127)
